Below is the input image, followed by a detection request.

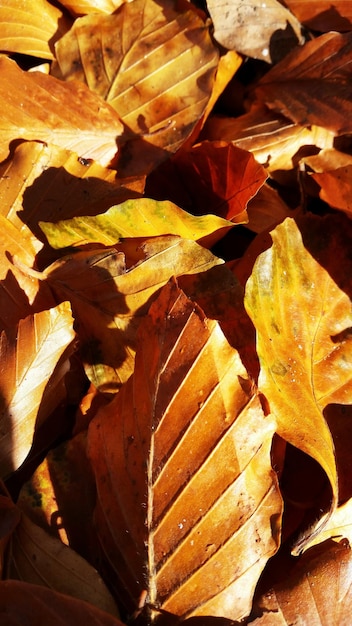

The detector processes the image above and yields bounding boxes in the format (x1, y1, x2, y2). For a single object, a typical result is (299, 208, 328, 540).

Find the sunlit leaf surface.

(40, 198, 234, 249)
(88, 279, 282, 620)
(245, 218, 352, 549)
(0, 57, 124, 165)
(52, 0, 219, 174)
(0, 302, 75, 477)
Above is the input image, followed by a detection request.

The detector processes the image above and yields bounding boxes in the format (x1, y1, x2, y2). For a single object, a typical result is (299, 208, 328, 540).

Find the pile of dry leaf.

(1, 0, 352, 624)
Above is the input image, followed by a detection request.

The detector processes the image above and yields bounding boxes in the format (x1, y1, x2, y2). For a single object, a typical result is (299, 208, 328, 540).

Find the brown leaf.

(87, 279, 282, 621)
(252, 540, 352, 625)
(202, 105, 334, 176)
(254, 32, 352, 135)
(52, 0, 219, 175)
(0, 57, 124, 165)
(5, 513, 120, 617)
(0, 302, 76, 478)
(43, 237, 222, 391)
(207, 0, 304, 63)
(0, 579, 125, 626)
(0, 0, 71, 59)
(145, 142, 267, 223)
(285, 0, 352, 32)
(18, 431, 98, 563)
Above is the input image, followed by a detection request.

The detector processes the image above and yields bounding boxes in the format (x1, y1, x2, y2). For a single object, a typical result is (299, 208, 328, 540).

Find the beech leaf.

(207, 0, 304, 63)
(245, 218, 352, 550)
(0, 57, 124, 165)
(254, 32, 352, 135)
(0, 302, 75, 478)
(87, 279, 282, 621)
(5, 513, 120, 617)
(253, 540, 352, 625)
(39, 198, 234, 249)
(43, 237, 223, 390)
(145, 142, 267, 224)
(0, 580, 125, 626)
(52, 0, 219, 174)
(0, 0, 70, 59)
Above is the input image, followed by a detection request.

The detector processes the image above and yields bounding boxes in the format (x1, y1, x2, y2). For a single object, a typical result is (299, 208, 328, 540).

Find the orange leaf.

(285, 0, 352, 31)
(87, 279, 282, 621)
(0, 302, 75, 478)
(0, 579, 125, 626)
(0, 57, 124, 165)
(0, 0, 70, 59)
(254, 32, 352, 135)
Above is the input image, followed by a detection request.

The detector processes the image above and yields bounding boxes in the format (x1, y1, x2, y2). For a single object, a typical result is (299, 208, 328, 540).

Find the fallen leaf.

(52, 0, 219, 174)
(0, 579, 125, 626)
(39, 198, 234, 250)
(308, 164, 352, 217)
(87, 278, 282, 621)
(0, 302, 76, 478)
(59, 0, 125, 16)
(145, 142, 267, 223)
(284, 0, 352, 32)
(202, 105, 335, 175)
(0, 141, 144, 247)
(252, 540, 352, 626)
(0, 215, 56, 331)
(5, 513, 119, 617)
(207, 0, 304, 63)
(254, 32, 352, 135)
(245, 218, 352, 551)
(0, 57, 124, 166)
(0, 0, 70, 59)
(43, 237, 223, 391)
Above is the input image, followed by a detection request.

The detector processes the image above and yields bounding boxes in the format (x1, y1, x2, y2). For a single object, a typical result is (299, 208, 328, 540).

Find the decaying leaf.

(87, 279, 282, 620)
(52, 0, 219, 174)
(0, 302, 75, 478)
(254, 31, 352, 135)
(245, 218, 352, 551)
(207, 0, 304, 63)
(0, 579, 125, 626)
(0, 57, 124, 165)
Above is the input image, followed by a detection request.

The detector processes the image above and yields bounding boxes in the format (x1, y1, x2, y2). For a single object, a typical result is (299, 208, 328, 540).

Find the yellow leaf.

(0, 302, 76, 477)
(245, 218, 352, 551)
(39, 198, 234, 249)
